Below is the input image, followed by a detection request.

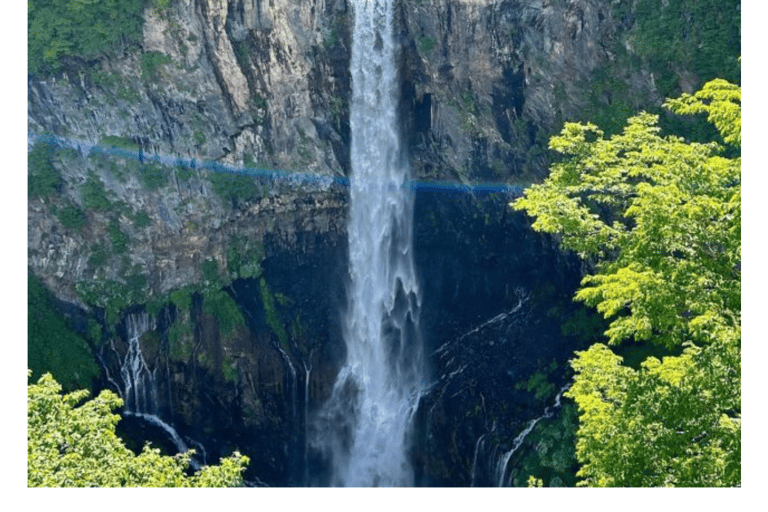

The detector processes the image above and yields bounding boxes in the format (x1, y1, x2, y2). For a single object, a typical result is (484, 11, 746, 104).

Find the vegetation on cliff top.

(28, 0, 146, 76)
(514, 78, 741, 486)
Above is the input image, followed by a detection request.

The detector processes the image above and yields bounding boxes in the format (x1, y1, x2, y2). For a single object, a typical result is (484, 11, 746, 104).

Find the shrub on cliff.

(28, 0, 148, 76)
(28, 372, 250, 487)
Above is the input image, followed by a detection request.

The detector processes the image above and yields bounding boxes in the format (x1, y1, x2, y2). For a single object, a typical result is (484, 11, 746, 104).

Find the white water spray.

(317, 0, 424, 487)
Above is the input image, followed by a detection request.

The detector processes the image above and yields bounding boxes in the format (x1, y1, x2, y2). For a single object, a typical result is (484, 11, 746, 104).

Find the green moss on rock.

(28, 272, 99, 392)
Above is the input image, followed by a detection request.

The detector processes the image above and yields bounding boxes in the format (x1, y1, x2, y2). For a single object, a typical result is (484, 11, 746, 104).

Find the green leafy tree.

(513, 79, 740, 486)
(28, 372, 249, 487)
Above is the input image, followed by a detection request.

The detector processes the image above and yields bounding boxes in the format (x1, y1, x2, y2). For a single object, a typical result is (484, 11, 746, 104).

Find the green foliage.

(581, 65, 635, 136)
(193, 129, 206, 146)
(518, 369, 556, 402)
(565, 343, 740, 486)
(323, 27, 339, 48)
(505, 403, 579, 487)
(151, 0, 172, 14)
(515, 81, 740, 350)
(572, 1, 740, 141)
(232, 40, 251, 71)
(202, 289, 245, 337)
(665, 79, 741, 147)
(76, 272, 150, 329)
(132, 210, 151, 229)
(328, 96, 345, 129)
(630, 0, 740, 96)
(80, 172, 114, 213)
(88, 243, 109, 269)
(259, 277, 288, 349)
(28, 372, 249, 487)
(201, 258, 221, 286)
(28, 0, 149, 77)
(28, 140, 62, 198)
(513, 80, 740, 487)
(92, 73, 142, 103)
(86, 319, 103, 346)
(99, 135, 139, 152)
(419, 36, 436, 54)
(251, 95, 267, 111)
(28, 273, 99, 392)
(222, 360, 238, 383)
(170, 286, 194, 312)
(168, 314, 194, 361)
(140, 50, 173, 82)
(55, 204, 86, 230)
(174, 159, 196, 182)
(209, 171, 260, 204)
(107, 219, 130, 254)
(226, 236, 265, 280)
(137, 163, 169, 190)
(125, 272, 148, 295)
(559, 305, 607, 345)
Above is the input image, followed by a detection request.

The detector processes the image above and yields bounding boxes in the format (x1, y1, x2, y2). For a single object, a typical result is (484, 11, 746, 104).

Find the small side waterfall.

(494, 384, 569, 487)
(117, 312, 198, 466)
(470, 432, 490, 487)
(314, 0, 424, 487)
(120, 313, 158, 415)
(126, 412, 190, 454)
(303, 359, 312, 487)
(275, 343, 298, 423)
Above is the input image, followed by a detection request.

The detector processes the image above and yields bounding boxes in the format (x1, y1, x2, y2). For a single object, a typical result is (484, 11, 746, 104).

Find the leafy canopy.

(513, 79, 740, 486)
(515, 79, 740, 350)
(28, 372, 250, 487)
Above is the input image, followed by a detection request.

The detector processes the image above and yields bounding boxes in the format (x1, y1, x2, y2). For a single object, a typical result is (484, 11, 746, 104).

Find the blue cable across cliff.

(28, 131, 527, 197)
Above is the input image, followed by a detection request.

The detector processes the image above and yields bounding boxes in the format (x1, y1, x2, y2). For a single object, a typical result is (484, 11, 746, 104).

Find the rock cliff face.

(399, 0, 640, 183)
(28, 0, 665, 485)
(29, 0, 353, 174)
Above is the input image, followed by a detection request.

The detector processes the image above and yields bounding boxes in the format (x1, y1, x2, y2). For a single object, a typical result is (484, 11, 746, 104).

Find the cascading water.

(315, 0, 424, 487)
(494, 384, 570, 487)
(118, 312, 198, 466)
(120, 312, 158, 415)
(303, 359, 312, 487)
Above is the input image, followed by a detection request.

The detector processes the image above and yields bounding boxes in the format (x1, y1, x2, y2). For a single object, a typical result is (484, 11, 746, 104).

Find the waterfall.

(470, 433, 490, 487)
(316, 0, 424, 487)
(120, 312, 158, 415)
(126, 412, 189, 454)
(118, 312, 200, 468)
(275, 343, 298, 422)
(303, 359, 312, 487)
(495, 384, 570, 487)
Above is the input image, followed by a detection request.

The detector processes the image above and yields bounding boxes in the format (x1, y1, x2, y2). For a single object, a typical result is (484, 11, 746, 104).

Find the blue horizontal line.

(28, 132, 526, 196)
